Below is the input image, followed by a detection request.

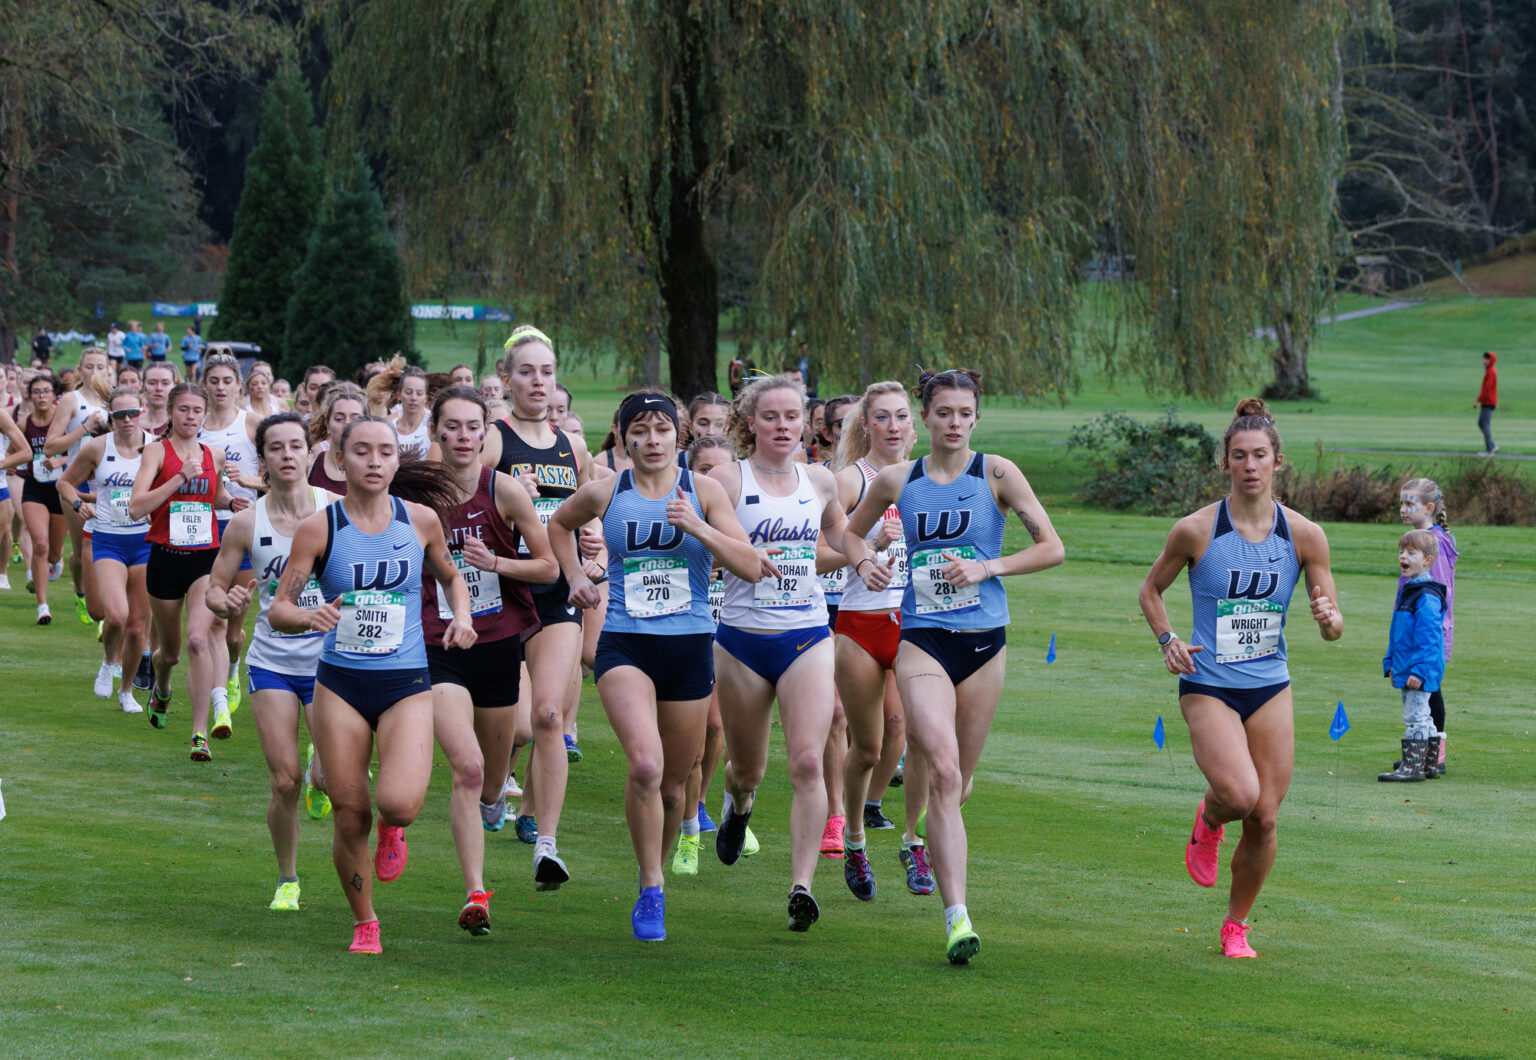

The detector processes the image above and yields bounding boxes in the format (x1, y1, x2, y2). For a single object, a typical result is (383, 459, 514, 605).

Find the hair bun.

(1234, 397, 1270, 421)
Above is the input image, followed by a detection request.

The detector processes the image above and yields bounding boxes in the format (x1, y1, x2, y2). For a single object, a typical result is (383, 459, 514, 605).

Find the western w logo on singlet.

(916, 510, 971, 542)
(1226, 570, 1280, 600)
(626, 521, 683, 552)
(350, 559, 413, 591)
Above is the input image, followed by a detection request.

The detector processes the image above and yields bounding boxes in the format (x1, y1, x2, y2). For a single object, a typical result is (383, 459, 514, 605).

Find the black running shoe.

(863, 804, 895, 831)
(715, 802, 753, 866)
(787, 885, 820, 931)
(844, 846, 876, 901)
(133, 653, 154, 691)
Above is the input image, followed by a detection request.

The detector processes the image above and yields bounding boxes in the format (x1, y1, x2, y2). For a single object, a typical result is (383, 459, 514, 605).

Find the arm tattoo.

(280, 567, 312, 605)
(992, 466, 1004, 479)
(1016, 509, 1041, 542)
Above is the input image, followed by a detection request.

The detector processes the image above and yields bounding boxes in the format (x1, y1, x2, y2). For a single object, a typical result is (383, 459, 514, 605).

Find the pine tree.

(213, 66, 323, 354)
(281, 154, 412, 381)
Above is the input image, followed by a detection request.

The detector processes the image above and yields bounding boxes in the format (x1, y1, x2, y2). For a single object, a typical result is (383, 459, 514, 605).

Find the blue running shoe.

(564, 733, 582, 762)
(480, 794, 507, 832)
(696, 801, 717, 834)
(899, 844, 935, 895)
(632, 886, 666, 941)
(863, 803, 895, 831)
(514, 814, 539, 844)
(844, 846, 876, 901)
(715, 802, 753, 866)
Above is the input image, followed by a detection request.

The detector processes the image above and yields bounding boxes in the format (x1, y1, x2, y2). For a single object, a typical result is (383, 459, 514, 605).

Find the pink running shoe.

(374, 823, 408, 882)
(1185, 799, 1224, 888)
(349, 919, 382, 954)
(1220, 917, 1257, 958)
(820, 815, 846, 860)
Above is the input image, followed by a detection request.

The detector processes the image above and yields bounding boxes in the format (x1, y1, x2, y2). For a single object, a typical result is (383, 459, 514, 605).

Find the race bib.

(269, 575, 324, 638)
(519, 497, 562, 557)
(32, 453, 61, 483)
(335, 590, 406, 655)
(1215, 599, 1284, 664)
(437, 551, 503, 620)
(103, 485, 134, 527)
(817, 563, 849, 598)
(709, 570, 725, 628)
(755, 543, 816, 609)
(168, 501, 214, 547)
(911, 546, 980, 615)
(883, 537, 911, 589)
(624, 556, 691, 618)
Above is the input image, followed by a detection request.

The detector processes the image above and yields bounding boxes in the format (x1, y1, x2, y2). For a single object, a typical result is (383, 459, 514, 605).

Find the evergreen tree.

(323, 1, 1373, 400)
(213, 66, 323, 353)
(282, 154, 412, 381)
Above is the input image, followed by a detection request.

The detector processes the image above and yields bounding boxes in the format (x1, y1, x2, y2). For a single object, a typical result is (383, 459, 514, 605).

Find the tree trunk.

(0, 186, 17, 366)
(1263, 310, 1317, 401)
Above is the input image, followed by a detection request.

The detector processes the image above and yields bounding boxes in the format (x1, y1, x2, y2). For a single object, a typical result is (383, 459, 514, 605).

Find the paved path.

(1253, 300, 1422, 339)
(1327, 446, 1531, 461)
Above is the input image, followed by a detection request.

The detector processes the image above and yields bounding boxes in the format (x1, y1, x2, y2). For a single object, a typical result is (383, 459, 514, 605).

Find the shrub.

(1275, 459, 1536, 526)
(1067, 408, 1224, 515)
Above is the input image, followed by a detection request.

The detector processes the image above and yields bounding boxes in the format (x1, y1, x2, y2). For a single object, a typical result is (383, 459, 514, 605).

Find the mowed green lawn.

(1, 506, 1533, 1057)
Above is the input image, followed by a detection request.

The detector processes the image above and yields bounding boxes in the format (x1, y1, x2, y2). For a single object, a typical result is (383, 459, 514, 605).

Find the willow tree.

(324, 1, 1370, 400)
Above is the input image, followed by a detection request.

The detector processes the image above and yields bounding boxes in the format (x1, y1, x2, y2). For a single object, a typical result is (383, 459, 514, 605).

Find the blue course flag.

(1153, 715, 1166, 750)
(1046, 633, 1057, 664)
(1329, 701, 1350, 741)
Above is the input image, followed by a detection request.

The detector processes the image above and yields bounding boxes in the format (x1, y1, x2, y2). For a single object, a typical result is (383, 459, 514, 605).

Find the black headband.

(617, 393, 679, 439)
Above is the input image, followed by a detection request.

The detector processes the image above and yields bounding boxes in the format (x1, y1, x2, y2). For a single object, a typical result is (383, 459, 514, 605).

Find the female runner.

(470, 325, 596, 865)
(43, 347, 112, 625)
(550, 391, 760, 940)
(270, 416, 474, 953)
(58, 386, 152, 711)
(242, 363, 283, 418)
(200, 352, 262, 728)
(307, 383, 367, 494)
(18, 373, 68, 623)
(709, 374, 855, 931)
(0, 400, 31, 589)
(140, 361, 177, 438)
(842, 369, 1064, 965)
(829, 381, 933, 897)
(422, 386, 558, 934)
(129, 382, 241, 759)
(390, 367, 432, 459)
(205, 411, 338, 912)
(1138, 398, 1342, 959)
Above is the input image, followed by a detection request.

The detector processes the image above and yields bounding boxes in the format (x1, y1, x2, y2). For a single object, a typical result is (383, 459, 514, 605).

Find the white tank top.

(838, 458, 909, 612)
(246, 488, 329, 677)
(720, 459, 828, 630)
(394, 413, 432, 459)
(85, 432, 149, 535)
(200, 409, 259, 512)
(66, 391, 106, 464)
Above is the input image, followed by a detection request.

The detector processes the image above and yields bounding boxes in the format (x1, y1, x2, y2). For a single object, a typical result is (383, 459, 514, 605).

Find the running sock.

(865, 799, 882, 811)
(680, 816, 700, 838)
(279, 876, 298, 884)
(722, 791, 735, 819)
(534, 835, 558, 860)
(228, 660, 239, 682)
(842, 828, 866, 852)
(210, 687, 229, 710)
(1225, 914, 1248, 926)
(944, 903, 969, 936)
(903, 839, 922, 850)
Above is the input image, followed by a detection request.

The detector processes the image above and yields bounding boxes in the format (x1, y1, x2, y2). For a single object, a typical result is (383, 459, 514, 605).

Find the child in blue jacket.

(1378, 529, 1446, 782)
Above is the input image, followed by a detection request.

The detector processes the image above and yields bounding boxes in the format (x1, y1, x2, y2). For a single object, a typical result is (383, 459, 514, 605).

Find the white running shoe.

(48, 559, 63, 581)
(36, 603, 51, 625)
(93, 661, 115, 698)
(503, 771, 522, 799)
(119, 691, 144, 714)
(0, 573, 9, 590)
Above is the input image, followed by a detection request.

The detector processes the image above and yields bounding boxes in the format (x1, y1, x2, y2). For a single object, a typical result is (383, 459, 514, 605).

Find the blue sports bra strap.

(1273, 502, 1291, 541)
(392, 496, 410, 525)
(1213, 498, 1233, 539)
(905, 458, 926, 485)
(966, 451, 985, 478)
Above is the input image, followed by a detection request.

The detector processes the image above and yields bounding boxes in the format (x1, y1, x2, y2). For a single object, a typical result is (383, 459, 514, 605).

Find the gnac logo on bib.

(626, 521, 683, 552)
(916, 510, 970, 542)
(1225, 570, 1279, 600)
(351, 559, 413, 591)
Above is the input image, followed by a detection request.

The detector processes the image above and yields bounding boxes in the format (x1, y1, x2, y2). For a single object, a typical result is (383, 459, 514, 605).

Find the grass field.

(7, 295, 1530, 1056)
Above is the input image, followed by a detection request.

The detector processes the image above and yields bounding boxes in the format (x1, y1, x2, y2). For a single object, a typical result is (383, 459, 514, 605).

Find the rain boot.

(1378, 738, 1427, 782)
(1423, 736, 1442, 779)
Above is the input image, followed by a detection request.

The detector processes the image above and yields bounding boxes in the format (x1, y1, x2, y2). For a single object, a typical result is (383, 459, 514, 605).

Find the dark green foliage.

(281, 155, 412, 381)
(213, 66, 324, 354)
(1277, 459, 1536, 526)
(1066, 409, 1222, 515)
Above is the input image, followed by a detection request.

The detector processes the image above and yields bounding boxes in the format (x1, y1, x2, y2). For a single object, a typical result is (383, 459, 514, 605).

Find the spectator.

(1475, 351, 1498, 455)
(121, 320, 146, 367)
(180, 326, 203, 377)
(148, 322, 171, 362)
(728, 353, 745, 396)
(106, 322, 125, 365)
(31, 326, 52, 366)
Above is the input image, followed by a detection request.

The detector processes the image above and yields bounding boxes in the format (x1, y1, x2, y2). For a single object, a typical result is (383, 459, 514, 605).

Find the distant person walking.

(1475, 351, 1498, 455)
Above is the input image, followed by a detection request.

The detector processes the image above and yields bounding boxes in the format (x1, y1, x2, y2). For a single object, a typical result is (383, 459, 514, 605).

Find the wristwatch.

(1157, 631, 1179, 649)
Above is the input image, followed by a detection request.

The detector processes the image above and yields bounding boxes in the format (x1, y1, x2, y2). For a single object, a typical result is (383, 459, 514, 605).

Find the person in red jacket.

(1476, 351, 1498, 455)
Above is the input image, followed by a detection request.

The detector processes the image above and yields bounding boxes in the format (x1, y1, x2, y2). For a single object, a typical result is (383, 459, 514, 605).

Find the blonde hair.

(1399, 528, 1438, 562)
(1401, 477, 1448, 529)
(75, 347, 112, 405)
(309, 381, 368, 444)
(833, 380, 908, 471)
(498, 324, 555, 377)
(725, 374, 807, 459)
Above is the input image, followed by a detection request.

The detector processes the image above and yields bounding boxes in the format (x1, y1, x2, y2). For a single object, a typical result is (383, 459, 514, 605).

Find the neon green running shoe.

(226, 674, 242, 715)
(75, 593, 90, 625)
(304, 743, 332, 820)
(672, 832, 700, 876)
(741, 825, 760, 857)
(915, 806, 927, 840)
(269, 881, 300, 911)
(946, 914, 980, 965)
(210, 705, 233, 740)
